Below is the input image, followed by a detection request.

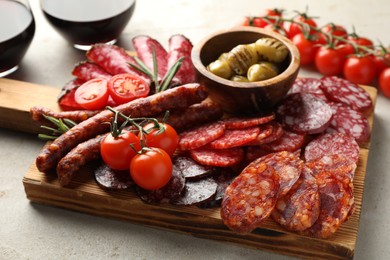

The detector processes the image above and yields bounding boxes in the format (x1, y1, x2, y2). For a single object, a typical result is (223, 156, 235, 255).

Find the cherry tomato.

(379, 68, 390, 98)
(130, 148, 173, 190)
(337, 44, 356, 58)
(101, 130, 141, 170)
(107, 73, 150, 105)
(315, 46, 346, 76)
(287, 15, 317, 39)
(320, 23, 348, 44)
(291, 33, 318, 65)
(348, 36, 374, 47)
(239, 16, 250, 26)
(139, 122, 179, 156)
(252, 9, 283, 28)
(343, 55, 377, 85)
(74, 78, 109, 110)
(373, 52, 390, 74)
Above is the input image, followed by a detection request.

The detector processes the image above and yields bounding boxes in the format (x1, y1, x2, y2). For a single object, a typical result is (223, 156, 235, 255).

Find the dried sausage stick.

(36, 83, 208, 172)
(30, 106, 100, 124)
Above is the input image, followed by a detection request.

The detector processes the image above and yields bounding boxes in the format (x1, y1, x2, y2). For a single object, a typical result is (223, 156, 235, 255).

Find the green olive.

(230, 75, 249, 82)
(247, 62, 279, 82)
(207, 59, 233, 79)
(255, 37, 289, 63)
(226, 44, 259, 75)
(218, 52, 229, 61)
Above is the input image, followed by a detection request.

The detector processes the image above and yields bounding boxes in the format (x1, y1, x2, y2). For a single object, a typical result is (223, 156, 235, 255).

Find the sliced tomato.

(74, 78, 109, 110)
(107, 73, 150, 105)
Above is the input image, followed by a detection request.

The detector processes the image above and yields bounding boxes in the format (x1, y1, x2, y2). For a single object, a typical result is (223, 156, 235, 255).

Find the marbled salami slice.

(289, 78, 326, 97)
(132, 35, 168, 81)
(251, 121, 284, 145)
(209, 127, 261, 149)
(223, 113, 275, 129)
(190, 147, 244, 167)
(72, 61, 112, 82)
(173, 177, 217, 206)
(173, 156, 214, 180)
(301, 171, 354, 239)
(86, 44, 151, 85)
(137, 163, 185, 204)
(221, 162, 279, 233)
(260, 130, 305, 152)
(272, 165, 320, 231)
(256, 151, 304, 197)
(94, 163, 134, 190)
(277, 93, 333, 134)
(327, 104, 371, 144)
(320, 76, 372, 112)
(168, 34, 196, 85)
(304, 132, 360, 163)
(178, 121, 225, 150)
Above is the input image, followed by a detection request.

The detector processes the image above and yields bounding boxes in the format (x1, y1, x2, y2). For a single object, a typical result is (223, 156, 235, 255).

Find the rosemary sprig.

(128, 47, 184, 93)
(38, 114, 77, 140)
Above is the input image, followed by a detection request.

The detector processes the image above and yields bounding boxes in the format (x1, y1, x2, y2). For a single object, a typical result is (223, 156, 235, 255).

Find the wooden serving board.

(0, 78, 377, 259)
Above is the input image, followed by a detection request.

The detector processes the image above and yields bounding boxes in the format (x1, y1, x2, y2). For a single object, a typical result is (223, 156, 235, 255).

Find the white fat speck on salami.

(327, 103, 370, 145)
(320, 76, 372, 112)
(304, 132, 360, 164)
(178, 121, 225, 150)
(190, 147, 244, 167)
(209, 126, 261, 149)
(276, 93, 333, 134)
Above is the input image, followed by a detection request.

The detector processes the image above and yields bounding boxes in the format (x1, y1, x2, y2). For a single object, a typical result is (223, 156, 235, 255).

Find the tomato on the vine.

(343, 55, 377, 85)
(379, 68, 390, 98)
(130, 148, 173, 190)
(252, 9, 283, 28)
(373, 52, 390, 74)
(320, 23, 348, 44)
(101, 130, 141, 170)
(139, 122, 179, 156)
(291, 33, 318, 65)
(315, 46, 346, 76)
(287, 15, 317, 39)
(74, 78, 109, 110)
(107, 73, 150, 105)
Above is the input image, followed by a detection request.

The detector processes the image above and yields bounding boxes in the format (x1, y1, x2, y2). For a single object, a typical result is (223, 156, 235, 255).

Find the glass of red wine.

(0, 0, 35, 77)
(40, 0, 136, 51)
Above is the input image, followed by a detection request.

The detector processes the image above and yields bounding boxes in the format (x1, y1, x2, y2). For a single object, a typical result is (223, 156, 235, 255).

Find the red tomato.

(373, 53, 390, 74)
(252, 9, 283, 28)
(379, 68, 390, 98)
(343, 55, 377, 85)
(239, 16, 250, 26)
(321, 23, 348, 44)
(337, 44, 356, 58)
(139, 122, 179, 156)
(130, 148, 173, 190)
(349, 36, 373, 47)
(74, 78, 109, 110)
(291, 33, 318, 65)
(315, 46, 346, 76)
(107, 73, 150, 105)
(101, 130, 141, 170)
(288, 15, 317, 39)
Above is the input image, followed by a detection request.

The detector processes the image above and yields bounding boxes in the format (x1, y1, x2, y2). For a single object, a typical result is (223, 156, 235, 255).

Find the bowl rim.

(191, 26, 300, 88)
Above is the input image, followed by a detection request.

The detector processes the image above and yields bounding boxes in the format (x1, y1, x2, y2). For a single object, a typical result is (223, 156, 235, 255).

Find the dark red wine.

(41, 0, 136, 48)
(0, 0, 35, 75)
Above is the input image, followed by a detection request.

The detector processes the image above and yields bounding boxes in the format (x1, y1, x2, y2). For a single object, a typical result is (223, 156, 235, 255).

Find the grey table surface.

(1, 0, 390, 259)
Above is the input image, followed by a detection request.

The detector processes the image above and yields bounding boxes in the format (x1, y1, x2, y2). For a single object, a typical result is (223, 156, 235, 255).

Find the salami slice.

(306, 154, 357, 183)
(173, 177, 217, 206)
(167, 34, 196, 85)
(209, 127, 261, 149)
(137, 163, 185, 204)
(86, 44, 151, 85)
(57, 78, 85, 110)
(178, 121, 225, 150)
(288, 78, 326, 97)
(132, 35, 168, 81)
(272, 165, 320, 231)
(277, 93, 333, 134)
(301, 171, 354, 239)
(173, 156, 214, 180)
(94, 163, 135, 190)
(256, 151, 303, 197)
(223, 113, 275, 129)
(221, 162, 279, 233)
(327, 104, 371, 144)
(320, 76, 372, 112)
(250, 121, 284, 145)
(260, 130, 305, 153)
(304, 132, 360, 164)
(190, 147, 244, 167)
(72, 61, 112, 82)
